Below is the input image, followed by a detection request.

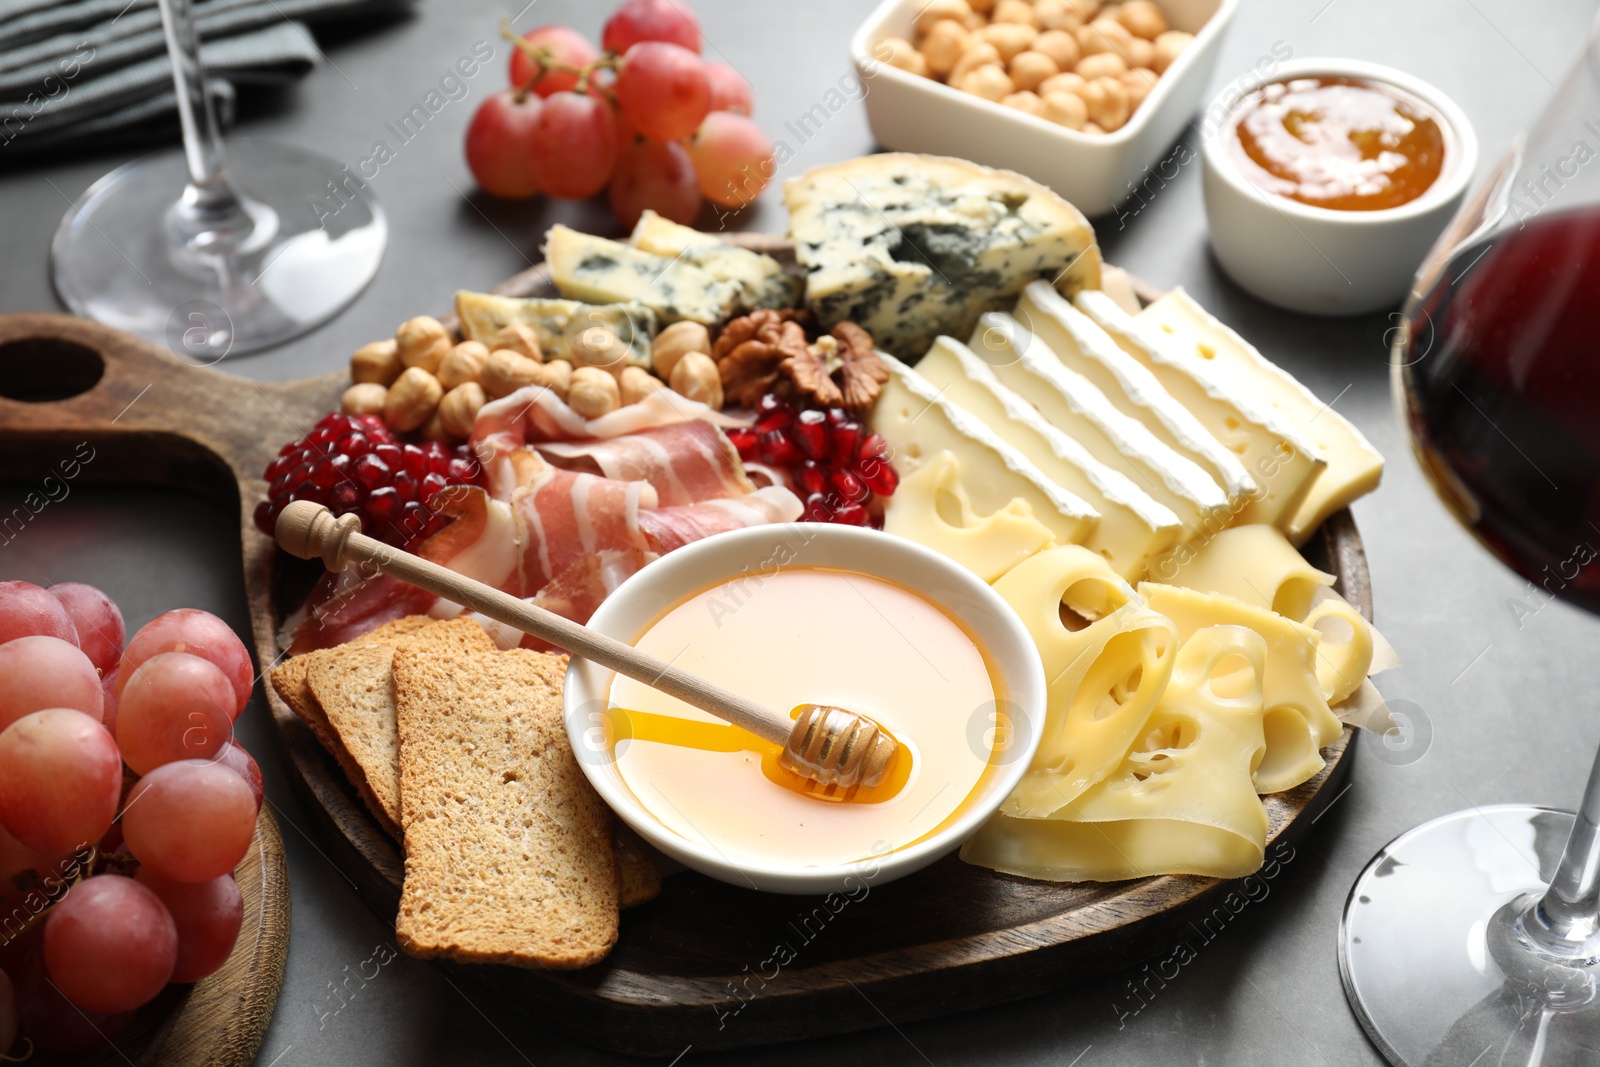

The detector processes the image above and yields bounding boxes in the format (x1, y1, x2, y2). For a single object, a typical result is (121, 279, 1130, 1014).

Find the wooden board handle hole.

(0, 338, 105, 403)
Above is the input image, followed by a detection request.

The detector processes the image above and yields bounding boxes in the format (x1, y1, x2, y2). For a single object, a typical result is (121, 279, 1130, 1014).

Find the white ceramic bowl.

(1201, 58, 1478, 316)
(564, 524, 1046, 896)
(851, 0, 1239, 218)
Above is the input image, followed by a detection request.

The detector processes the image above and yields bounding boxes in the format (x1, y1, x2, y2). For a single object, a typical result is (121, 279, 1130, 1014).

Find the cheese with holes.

(543, 225, 738, 325)
(884, 452, 1056, 582)
(1016, 281, 1257, 512)
(629, 211, 803, 311)
(871, 354, 1098, 547)
(1166, 524, 1334, 622)
(916, 337, 1180, 580)
(453, 290, 657, 367)
(782, 154, 1101, 358)
(1138, 289, 1381, 543)
(1076, 289, 1328, 536)
(972, 312, 1230, 539)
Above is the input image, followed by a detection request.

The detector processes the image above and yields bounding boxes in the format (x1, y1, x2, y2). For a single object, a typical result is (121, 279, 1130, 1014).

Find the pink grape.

(0, 635, 103, 731)
(609, 139, 702, 228)
(705, 62, 753, 115)
(616, 42, 712, 142)
(116, 652, 235, 775)
(15, 948, 135, 1052)
(135, 870, 242, 983)
(603, 0, 701, 54)
(44, 876, 177, 1014)
(123, 761, 256, 883)
(466, 89, 542, 199)
(100, 667, 120, 734)
(0, 581, 77, 646)
(119, 609, 252, 718)
(47, 583, 123, 675)
(530, 91, 618, 199)
(686, 111, 775, 207)
(0, 966, 15, 1059)
(214, 744, 265, 813)
(509, 25, 597, 97)
(0, 710, 121, 854)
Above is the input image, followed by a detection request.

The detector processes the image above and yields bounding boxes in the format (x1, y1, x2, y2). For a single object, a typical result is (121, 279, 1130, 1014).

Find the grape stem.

(499, 21, 619, 104)
(4, 845, 105, 944)
(0, 1037, 35, 1063)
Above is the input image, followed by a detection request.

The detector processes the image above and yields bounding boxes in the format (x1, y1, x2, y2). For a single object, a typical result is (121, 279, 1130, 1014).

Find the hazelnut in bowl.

(853, 0, 1239, 217)
(1200, 58, 1478, 315)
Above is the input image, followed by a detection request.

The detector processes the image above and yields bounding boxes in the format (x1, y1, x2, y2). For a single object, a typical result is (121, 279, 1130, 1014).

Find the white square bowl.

(850, 0, 1238, 218)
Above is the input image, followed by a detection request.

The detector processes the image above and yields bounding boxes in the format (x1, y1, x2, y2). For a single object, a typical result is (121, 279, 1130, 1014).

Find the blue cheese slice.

(542, 224, 738, 326)
(1016, 282, 1257, 514)
(972, 312, 1230, 541)
(628, 211, 802, 311)
(916, 337, 1180, 581)
(871, 353, 1098, 547)
(783, 154, 1101, 358)
(453, 290, 657, 367)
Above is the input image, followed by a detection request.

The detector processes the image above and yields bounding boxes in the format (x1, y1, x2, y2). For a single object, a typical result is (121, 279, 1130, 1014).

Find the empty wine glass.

(50, 0, 385, 361)
(1342, 15, 1600, 1066)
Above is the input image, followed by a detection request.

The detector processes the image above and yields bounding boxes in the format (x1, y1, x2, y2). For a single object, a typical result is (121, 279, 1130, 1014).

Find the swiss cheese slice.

(1016, 282, 1257, 513)
(916, 337, 1180, 581)
(884, 452, 1056, 583)
(1166, 524, 1334, 622)
(971, 312, 1230, 540)
(1137, 289, 1382, 544)
(1075, 289, 1327, 536)
(871, 354, 1098, 547)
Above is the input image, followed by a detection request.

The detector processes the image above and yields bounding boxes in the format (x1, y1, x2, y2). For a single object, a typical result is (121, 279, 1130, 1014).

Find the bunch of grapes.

(465, 0, 776, 227)
(0, 582, 261, 1054)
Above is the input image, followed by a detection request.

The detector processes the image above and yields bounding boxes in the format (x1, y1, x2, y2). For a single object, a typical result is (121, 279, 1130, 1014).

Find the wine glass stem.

(1526, 742, 1600, 955)
(156, 0, 244, 224)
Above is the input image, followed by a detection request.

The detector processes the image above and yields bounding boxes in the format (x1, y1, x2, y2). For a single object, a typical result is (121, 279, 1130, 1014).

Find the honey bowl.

(564, 524, 1047, 895)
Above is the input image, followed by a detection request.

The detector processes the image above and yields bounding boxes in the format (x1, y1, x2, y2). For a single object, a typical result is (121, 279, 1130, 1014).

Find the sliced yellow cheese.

(1138, 582, 1342, 794)
(992, 547, 1176, 818)
(1165, 524, 1334, 622)
(1304, 592, 1374, 706)
(916, 337, 1180, 581)
(872, 354, 1098, 547)
(1016, 281, 1257, 513)
(1075, 289, 1327, 536)
(884, 452, 1056, 583)
(1137, 289, 1383, 544)
(971, 312, 1231, 542)
(963, 625, 1270, 882)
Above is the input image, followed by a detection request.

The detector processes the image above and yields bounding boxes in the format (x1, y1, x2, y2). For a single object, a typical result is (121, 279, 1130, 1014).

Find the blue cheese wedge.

(542, 224, 738, 326)
(783, 154, 1101, 358)
(1016, 282, 1257, 514)
(972, 312, 1230, 541)
(916, 337, 1180, 581)
(453, 290, 658, 367)
(628, 211, 802, 311)
(871, 353, 1098, 547)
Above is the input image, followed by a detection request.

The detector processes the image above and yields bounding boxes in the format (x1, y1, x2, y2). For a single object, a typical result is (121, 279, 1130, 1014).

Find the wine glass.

(1342, 18, 1600, 1067)
(50, 0, 385, 361)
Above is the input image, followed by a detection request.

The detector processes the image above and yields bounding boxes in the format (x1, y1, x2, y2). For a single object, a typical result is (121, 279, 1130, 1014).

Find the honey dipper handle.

(274, 500, 794, 748)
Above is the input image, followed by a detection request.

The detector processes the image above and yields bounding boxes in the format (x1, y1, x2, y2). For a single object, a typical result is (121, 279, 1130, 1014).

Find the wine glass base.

(51, 138, 385, 360)
(1341, 804, 1600, 1066)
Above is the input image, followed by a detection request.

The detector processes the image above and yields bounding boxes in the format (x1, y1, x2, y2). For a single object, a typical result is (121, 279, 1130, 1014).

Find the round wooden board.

(0, 239, 1366, 1057)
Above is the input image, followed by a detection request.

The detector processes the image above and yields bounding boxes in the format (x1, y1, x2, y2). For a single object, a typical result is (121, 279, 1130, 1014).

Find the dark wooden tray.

(0, 242, 1366, 1057)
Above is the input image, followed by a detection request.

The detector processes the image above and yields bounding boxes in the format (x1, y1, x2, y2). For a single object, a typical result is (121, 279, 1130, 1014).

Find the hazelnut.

(949, 41, 1003, 84)
(536, 358, 573, 400)
(420, 411, 452, 444)
(341, 382, 388, 417)
(669, 351, 724, 409)
(1077, 17, 1134, 57)
(1042, 89, 1088, 129)
(568, 366, 622, 419)
(1076, 51, 1127, 80)
(1034, 0, 1084, 31)
(650, 321, 712, 382)
(961, 63, 1014, 101)
(350, 339, 402, 386)
(438, 381, 487, 439)
(620, 365, 667, 406)
(1038, 71, 1087, 97)
(975, 22, 1037, 62)
(395, 316, 451, 374)
(480, 348, 542, 399)
(1151, 30, 1192, 73)
(1083, 120, 1105, 134)
(1081, 75, 1131, 131)
(992, 0, 1040, 27)
(878, 36, 928, 76)
(383, 367, 443, 432)
(914, 0, 973, 35)
(438, 341, 489, 390)
(486, 322, 542, 363)
(1121, 67, 1159, 109)
(921, 20, 973, 77)
(1115, 0, 1168, 40)
(570, 325, 632, 375)
(1065, 0, 1102, 19)
(1001, 90, 1046, 117)
(967, 0, 996, 13)
(1031, 29, 1080, 69)
(1125, 36, 1154, 70)
(1009, 50, 1060, 91)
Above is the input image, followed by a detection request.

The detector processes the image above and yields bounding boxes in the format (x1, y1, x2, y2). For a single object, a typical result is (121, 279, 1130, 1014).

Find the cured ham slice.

(638, 486, 805, 553)
(537, 421, 754, 505)
(283, 570, 439, 655)
(508, 451, 658, 594)
(474, 383, 749, 462)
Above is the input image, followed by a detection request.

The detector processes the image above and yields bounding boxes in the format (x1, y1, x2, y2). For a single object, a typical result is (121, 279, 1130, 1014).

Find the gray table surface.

(2, 0, 1595, 1063)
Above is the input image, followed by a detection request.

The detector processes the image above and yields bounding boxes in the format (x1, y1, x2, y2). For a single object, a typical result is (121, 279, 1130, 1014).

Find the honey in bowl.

(1230, 76, 1447, 211)
(606, 567, 1006, 868)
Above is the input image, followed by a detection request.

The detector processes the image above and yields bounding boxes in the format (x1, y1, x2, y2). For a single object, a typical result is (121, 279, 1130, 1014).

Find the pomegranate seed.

(329, 482, 363, 514)
(757, 431, 804, 467)
(831, 467, 867, 502)
(252, 500, 273, 534)
(374, 443, 404, 469)
(825, 407, 850, 427)
(796, 461, 828, 496)
(398, 502, 430, 541)
(393, 472, 418, 503)
(309, 460, 340, 489)
(754, 411, 793, 436)
(857, 433, 888, 462)
(292, 478, 318, 500)
(801, 492, 835, 523)
(829, 421, 863, 464)
(352, 455, 390, 489)
(366, 487, 401, 521)
(857, 457, 900, 496)
(401, 446, 429, 479)
(794, 410, 829, 459)
(421, 473, 449, 499)
(834, 501, 870, 526)
(343, 433, 372, 459)
(727, 428, 759, 457)
(447, 456, 479, 482)
(265, 454, 293, 482)
(755, 393, 793, 418)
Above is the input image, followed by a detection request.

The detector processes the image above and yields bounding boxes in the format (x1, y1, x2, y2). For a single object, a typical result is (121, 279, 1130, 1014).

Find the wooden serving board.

(0, 241, 1367, 1057)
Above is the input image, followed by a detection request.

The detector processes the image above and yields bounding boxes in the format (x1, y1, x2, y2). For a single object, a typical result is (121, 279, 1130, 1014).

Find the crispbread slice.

(393, 648, 618, 969)
(614, 824, 662, 907)
(305, 618, 496, 836)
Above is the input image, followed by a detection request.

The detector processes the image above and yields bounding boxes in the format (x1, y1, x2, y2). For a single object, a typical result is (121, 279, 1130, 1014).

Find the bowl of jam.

(1201, 58, 1477, 316)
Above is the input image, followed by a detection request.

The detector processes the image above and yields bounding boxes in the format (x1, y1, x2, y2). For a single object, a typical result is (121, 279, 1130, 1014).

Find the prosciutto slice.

(474, 383, 749, 459)
(536, 421, 754, 505)
(283, 570, 439, 655)
(507, 451, 658, 595)
(638, 486, 805, 553)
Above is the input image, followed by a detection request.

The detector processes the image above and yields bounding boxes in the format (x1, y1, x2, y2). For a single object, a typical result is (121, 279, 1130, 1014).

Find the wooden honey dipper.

(275, 500, 897, 797)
